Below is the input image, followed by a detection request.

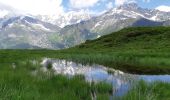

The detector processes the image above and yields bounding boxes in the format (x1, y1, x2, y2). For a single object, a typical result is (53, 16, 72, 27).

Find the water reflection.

(41, 58, 170, 96)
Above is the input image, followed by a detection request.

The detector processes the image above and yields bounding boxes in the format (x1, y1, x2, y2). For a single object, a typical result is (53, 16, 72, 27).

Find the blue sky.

(138, 0, 170, 9)
(62, 0, 170, 13)
(0, 0, 170, 15)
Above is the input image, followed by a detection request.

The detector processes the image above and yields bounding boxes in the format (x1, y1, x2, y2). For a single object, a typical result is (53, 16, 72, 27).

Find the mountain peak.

(117, 3, 139, 10)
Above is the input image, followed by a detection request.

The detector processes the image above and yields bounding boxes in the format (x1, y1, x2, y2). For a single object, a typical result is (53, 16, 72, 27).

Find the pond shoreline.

(40, 58, 170, 97)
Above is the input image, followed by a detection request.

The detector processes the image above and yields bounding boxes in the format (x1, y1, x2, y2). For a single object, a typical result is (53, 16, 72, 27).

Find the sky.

(0, 0, 170, 16)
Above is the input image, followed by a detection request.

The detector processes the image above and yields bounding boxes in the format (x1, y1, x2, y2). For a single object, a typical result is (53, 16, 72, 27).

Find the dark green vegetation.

(122, 81, 170, 100)
(77, 26, 170, 50)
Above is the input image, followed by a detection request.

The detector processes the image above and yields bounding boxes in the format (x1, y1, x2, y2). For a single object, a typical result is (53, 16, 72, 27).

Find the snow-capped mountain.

(109, 3, 170, 21)
(90, 3, 170, 34)
(1, 3, 170, 49)
(0, 15, 60, 31)
(0, 3, 92, 49)
(59, 3, 170, 47)
(0, 15, 62, 49)
(36, 10, 91, 28)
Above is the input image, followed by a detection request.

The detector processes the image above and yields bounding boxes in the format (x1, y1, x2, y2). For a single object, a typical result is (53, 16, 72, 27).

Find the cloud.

(115, 0, 136, 6)
(69, 0, 99, 9)
(0, 3, 23, 17)
(156, 5, 170, 12)
(0, 0, 64, 15)
(0, 9, 9, 18)
(106, 2, 113, 9)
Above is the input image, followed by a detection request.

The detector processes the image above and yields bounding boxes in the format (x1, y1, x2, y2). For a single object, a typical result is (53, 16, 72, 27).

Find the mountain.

(59, 3, 170, 48)
(0, 3, 67, 49)
(36, 10, 91, 28)
(1, 3, 170, 49)
(0, 15, 62, 49)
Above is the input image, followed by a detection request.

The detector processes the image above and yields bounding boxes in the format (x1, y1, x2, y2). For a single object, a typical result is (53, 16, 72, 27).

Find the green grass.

(0, 62, 112, 100)
(1, 49, 170, 74)
(1, 61, 170, 100)
(121, 81, 170, 100)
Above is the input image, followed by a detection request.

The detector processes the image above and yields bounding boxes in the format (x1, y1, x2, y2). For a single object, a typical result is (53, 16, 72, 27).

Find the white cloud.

(0, 0, 64, 15)
(156, 5, 170, 12)
(0, 10, 9, 18)
(107, 2, 113, 9)
(115, 0, 136, 6)
(69, 0, 99, 9)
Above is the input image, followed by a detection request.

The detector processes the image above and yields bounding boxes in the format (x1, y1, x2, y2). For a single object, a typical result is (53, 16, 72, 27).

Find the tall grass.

(121, 81, 170, 100)
(1, 62, 170, 100)
(0, 61, 112, 100)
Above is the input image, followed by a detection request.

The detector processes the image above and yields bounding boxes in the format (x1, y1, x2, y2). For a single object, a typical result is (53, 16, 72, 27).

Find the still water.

(41, 58, 170, 96)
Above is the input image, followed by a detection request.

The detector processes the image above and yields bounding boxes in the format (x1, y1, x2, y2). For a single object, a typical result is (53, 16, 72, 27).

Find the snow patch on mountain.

(94, 21, 102, 28)
(31, 23, 51, 31)
(36, 10, 91, 28)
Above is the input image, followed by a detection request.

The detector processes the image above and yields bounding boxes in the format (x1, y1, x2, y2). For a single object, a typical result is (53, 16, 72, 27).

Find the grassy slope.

(78, 27, 170, 50)
(75, 26, 170, 50)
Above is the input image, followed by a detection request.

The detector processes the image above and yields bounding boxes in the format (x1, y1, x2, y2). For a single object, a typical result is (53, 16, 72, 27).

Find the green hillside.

(75, 26, 170, 51)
